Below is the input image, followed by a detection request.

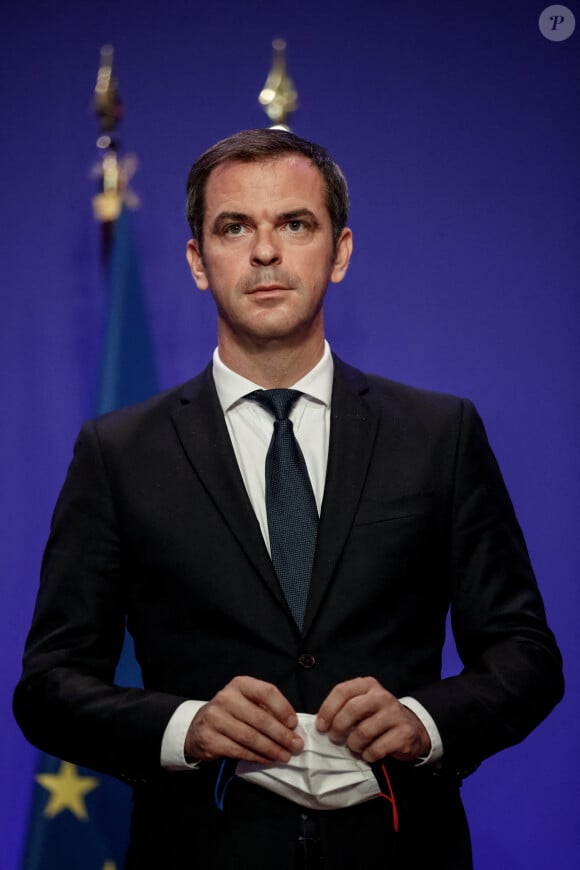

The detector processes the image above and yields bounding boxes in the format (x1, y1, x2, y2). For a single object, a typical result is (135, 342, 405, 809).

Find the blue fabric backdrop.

(2, 2, 578, 867)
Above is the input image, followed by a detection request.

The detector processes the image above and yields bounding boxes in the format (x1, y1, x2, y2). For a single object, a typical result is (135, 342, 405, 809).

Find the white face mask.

(235, 713, 381, 811)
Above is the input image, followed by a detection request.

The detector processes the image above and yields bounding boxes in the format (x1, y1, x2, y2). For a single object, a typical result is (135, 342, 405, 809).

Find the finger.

(232, 701, 304, 755)
(232, 676, 299, 728)
(318, 680, 399, 746)
(214, 681, 302, 752)
(354, 713, 431, 763)
(342, 709, 393, 755)
(315, 677, 377, 732)
(330, 687, 401, 740)
(215, 712, 301, 762)
(200, 680, 303, 760)
(359, 727, 427, 763)
(189, 704, 302, 764)
(191, 723, 293, 764)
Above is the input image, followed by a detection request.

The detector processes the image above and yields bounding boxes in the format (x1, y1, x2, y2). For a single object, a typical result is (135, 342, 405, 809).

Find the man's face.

(186, 155, 352, 353)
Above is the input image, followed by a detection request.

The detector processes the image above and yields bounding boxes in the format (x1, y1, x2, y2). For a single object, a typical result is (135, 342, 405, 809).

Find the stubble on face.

(187, 156, 351, 381)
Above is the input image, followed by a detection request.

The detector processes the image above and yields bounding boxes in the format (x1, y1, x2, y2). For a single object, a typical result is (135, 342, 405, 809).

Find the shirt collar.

(212, 341, 334, 413)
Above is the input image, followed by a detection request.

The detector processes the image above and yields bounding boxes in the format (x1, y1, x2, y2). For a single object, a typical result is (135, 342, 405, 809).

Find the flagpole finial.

(258, 39, 298, 131)
(92, 45, 138, 225)
(94, 45, 122, 142)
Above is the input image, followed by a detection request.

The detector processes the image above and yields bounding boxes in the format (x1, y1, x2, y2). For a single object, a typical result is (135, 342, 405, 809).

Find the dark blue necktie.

(247, 389, 319, 630)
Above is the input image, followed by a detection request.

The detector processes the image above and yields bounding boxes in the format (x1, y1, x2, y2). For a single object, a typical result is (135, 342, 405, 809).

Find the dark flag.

(95, 206, 158, 416)
(21, 207, 158, 870)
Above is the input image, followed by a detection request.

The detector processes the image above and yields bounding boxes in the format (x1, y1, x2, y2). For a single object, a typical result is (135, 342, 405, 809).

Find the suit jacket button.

(298, 652, 316, 669)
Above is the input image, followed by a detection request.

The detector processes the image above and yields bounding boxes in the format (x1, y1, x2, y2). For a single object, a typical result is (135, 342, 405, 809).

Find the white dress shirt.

(161, 343, 442, 769)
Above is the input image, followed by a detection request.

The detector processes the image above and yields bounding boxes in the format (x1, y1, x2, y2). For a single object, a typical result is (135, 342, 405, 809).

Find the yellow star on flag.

(103, 863, 117, 870)
(36, 761, 99, 820)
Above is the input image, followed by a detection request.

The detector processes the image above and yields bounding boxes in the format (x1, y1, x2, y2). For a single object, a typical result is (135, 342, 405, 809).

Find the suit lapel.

(302, 358, 380, 636)
(170, 359, 386, 637)
(170, 366, 290, 615)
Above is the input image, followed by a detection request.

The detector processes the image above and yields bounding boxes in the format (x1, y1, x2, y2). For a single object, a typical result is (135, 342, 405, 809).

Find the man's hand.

(315, 677, 431, 763)
(184, 676, 304, 765)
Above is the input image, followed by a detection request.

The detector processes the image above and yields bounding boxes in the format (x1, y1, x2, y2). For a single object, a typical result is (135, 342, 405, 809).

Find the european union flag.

(95, 206, 158, 416)
(21, 207, 158, 870)
(21, 758, 132, 870)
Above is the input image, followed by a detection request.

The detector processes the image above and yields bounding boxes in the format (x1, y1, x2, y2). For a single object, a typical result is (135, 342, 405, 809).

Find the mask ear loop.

(214, 758, 236, 811)
(377, 762, 399, 833)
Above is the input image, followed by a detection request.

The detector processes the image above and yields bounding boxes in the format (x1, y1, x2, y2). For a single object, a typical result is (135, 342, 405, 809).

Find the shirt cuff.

(160, 700, 207, 769)
(398, 696, 444, 765)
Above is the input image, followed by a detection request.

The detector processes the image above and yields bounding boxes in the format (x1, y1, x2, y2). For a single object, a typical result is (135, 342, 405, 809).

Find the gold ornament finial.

(258, 39, 298, 131)
(91, 45, 138, 224)
(94, 44, 122, 140)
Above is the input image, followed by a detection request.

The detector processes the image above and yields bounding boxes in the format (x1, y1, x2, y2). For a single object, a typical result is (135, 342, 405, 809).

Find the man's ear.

(330, 227, 353, 285)
(186, 239, 209, 291)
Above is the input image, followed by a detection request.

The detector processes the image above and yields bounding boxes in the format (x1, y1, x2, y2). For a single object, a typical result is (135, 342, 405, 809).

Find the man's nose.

(250, 229, 281, 266)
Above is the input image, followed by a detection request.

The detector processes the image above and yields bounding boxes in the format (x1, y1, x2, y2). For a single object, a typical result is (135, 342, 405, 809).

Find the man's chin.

(240, 320, 319, 348)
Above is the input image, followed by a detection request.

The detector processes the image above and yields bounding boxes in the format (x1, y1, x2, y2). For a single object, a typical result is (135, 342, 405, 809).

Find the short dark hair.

(185, 128, 349, 251)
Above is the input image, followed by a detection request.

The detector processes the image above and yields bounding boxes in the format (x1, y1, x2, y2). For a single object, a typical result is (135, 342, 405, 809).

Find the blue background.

(2, 1, 578, 867)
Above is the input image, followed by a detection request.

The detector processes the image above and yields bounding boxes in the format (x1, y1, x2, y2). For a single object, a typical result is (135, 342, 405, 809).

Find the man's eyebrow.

(211, 211, 251, 232)
(278, 208, 319, 224)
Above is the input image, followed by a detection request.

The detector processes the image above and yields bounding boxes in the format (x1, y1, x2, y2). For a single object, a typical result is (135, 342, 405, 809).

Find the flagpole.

(92, 45, 138, 264)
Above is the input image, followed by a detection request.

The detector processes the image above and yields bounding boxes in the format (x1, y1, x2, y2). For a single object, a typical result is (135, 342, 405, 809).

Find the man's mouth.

(247, 284, 289, 294)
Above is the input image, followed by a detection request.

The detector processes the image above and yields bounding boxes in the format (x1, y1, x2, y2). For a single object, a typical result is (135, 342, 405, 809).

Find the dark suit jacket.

(14, 357, 563, 868)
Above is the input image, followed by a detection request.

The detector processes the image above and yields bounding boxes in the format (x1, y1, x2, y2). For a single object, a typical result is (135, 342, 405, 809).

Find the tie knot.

(247, 388, 302, 421)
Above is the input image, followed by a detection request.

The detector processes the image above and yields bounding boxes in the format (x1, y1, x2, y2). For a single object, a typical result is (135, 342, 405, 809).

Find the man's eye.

(287, 220, 305, 232)
(225, 224, 244, 235)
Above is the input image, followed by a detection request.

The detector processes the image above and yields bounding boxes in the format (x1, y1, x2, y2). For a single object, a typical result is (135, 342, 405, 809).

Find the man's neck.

(217, 334, 326, 388)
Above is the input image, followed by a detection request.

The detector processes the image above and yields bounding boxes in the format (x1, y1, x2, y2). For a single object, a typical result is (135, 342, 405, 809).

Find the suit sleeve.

(411, 399, 563, 773)
(13, 420, 189, 784)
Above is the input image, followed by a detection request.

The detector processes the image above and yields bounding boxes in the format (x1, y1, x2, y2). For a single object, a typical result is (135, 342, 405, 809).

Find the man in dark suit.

(14, 129, 563, 869)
